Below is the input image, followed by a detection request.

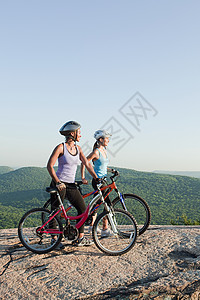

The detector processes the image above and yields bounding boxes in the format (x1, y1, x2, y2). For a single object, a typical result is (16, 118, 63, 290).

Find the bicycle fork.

(97, 186, 118, 235)
(103, 202, 118, 234)
(119, 192, 127, 211)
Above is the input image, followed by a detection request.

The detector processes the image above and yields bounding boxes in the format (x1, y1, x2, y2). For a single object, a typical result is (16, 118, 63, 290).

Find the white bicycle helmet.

(94, 129, 112, 140)
(59, 121, 81, 136)
(59, 121, 81, 141)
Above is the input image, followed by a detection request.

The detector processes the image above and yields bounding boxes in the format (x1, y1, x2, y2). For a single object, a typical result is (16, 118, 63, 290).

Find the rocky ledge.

(0, 225, 200, 300)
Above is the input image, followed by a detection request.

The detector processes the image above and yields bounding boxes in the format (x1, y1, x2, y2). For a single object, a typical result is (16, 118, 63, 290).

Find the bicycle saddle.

(46, 187, 57, 194)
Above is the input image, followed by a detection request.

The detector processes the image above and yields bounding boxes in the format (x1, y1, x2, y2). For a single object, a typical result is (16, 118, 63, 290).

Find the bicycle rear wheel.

(43, 198, 51, 210)
(18, 208, 63, 254)
(112, 194, 151, 235)
(92, 209, 138, 256)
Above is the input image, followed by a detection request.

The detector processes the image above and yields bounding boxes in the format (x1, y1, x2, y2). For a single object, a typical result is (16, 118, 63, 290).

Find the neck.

(66, 141, 75, 149)
(99, 145, 106, 150)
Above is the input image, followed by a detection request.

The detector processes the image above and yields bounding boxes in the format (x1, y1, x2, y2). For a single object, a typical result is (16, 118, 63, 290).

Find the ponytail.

(93, 141, 100, 151)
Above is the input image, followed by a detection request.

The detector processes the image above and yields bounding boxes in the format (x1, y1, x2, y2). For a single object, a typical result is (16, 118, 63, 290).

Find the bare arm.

(81, 149, 99, 182)
(78, 146, 98, 180)
(80, 163, 87, 183)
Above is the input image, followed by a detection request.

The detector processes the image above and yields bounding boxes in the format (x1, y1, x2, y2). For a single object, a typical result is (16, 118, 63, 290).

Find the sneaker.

(101, 229, 113, 238)
(88, 226, 101, 234)
(96, 226, 101, 234)
(72, 236, 94, 247)
(51, 239, 65, 250)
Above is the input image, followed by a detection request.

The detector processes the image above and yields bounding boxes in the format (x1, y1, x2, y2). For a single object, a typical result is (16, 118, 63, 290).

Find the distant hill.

(154, 170, 200, 178)
(0, 166, 199, 229)
(0, 166, 14, 175)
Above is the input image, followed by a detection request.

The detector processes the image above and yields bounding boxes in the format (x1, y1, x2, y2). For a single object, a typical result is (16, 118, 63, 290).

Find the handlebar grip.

(110, 170, 119, 179)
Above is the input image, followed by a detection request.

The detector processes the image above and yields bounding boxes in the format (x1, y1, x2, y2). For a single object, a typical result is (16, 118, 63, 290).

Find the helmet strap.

(65, 135, 75, 142)
(74, 130, 78, 141)
(98, 138, 104, 145)
(65, 131, 78, 142)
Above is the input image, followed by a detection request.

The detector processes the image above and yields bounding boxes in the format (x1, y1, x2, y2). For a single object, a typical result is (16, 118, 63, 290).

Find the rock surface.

(0, 226, 200, 299)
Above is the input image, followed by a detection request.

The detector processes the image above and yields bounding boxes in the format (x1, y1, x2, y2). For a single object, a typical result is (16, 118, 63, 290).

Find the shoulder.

(57, 143, 64, 151)
(53, 143, 64, 154)
(93, 148, 99, 154)
(93, 148, 100, 159)
(77, 145, 83, 157)
(77, 145, 81, 152)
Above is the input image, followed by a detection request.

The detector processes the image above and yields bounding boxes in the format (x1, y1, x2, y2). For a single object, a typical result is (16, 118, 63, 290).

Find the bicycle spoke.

(112, 194, 151, 235)
(92, 209, 138, 255)
(18, 208, 63, 254)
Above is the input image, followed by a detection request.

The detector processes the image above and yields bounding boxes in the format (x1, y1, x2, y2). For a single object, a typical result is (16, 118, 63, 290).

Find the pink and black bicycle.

(18, 181, 138, 256)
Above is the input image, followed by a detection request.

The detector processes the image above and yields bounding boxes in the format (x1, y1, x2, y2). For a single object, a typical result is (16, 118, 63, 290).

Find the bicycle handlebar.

(75, 170, 119, 187)
(110, 170, 120, 181)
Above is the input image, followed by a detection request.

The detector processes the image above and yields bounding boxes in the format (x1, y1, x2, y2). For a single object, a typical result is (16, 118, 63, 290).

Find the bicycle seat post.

(57, 192, 63, 207)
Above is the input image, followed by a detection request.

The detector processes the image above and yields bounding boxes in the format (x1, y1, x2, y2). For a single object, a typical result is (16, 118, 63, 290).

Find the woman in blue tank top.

(81, 130, 114, 237)
(47, 121, 99, 248)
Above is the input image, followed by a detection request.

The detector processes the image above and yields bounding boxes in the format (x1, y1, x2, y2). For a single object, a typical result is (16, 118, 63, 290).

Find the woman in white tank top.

(47, 121, 99, 248)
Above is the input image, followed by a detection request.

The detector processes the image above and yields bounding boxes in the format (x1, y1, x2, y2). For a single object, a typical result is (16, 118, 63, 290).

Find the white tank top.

(56, 143, 80, 183)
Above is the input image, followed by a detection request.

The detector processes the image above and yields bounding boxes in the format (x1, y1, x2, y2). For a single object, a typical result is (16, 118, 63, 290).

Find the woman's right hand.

(95, 177, 102, 184)
(56, 182, 66, 192)
(82, 178, 88, 184)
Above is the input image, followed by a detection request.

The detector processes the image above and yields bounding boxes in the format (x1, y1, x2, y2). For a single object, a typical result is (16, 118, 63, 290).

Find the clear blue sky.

(0, 0, 199, 172)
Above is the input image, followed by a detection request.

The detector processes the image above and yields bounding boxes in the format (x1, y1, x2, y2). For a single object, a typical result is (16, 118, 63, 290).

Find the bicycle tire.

(43, 198, 51, 210)
(42, 199, 51, 224)
(112, 194, 151, 235)
(18, 208, 63, 254)
(92, 208, 138, 256)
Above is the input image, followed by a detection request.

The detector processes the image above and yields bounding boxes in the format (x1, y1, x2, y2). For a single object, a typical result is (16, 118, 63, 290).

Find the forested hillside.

(0, 166, 199, 229)
(0, 166, 14, 175)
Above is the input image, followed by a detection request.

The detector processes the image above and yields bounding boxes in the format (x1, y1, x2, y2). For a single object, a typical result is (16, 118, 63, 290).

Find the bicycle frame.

(38, 183, 118, 235)
(60, 178, 121, 217)
(81, 178, 125, 213)
(82, 180, 118, 200)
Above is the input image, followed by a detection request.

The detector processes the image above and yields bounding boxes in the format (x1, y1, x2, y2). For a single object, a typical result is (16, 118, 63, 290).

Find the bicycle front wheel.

(112, 194, 151, 235)
(18, 208, 63, 254)
(92, 209, 138, 256)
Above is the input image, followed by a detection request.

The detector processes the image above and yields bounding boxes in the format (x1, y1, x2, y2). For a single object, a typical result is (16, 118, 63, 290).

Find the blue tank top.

(56, 143, 80, 183)
(93, 148, 109, 178)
